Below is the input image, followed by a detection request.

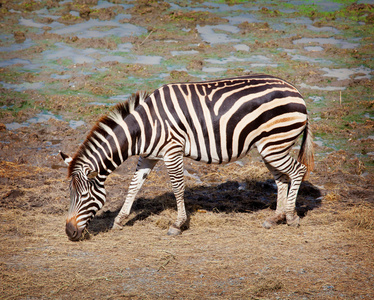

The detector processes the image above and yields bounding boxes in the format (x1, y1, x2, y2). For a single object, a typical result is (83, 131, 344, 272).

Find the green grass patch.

(0, 90, 28, 107)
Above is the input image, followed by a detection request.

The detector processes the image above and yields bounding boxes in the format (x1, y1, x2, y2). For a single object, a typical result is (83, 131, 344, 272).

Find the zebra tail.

(297, 119, 314, 180)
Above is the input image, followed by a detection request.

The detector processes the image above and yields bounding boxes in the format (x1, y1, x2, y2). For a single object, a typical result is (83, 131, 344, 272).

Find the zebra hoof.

(167, 226, 182, 236)
(287, 215, 300, 227)
(112, 222, 123, 230)
(262, 220, 275, 229)
(262, 213, 286, 229)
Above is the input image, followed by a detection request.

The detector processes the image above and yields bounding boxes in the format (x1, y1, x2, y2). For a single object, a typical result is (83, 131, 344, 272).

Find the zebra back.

(148, 74, 309, 165)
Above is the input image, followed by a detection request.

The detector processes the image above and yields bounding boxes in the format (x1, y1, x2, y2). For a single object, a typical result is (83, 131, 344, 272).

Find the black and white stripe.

(62, 74, 314, 240)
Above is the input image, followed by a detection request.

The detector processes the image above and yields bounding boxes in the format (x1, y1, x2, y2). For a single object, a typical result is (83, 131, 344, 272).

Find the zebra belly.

(183, 135, 254, 164)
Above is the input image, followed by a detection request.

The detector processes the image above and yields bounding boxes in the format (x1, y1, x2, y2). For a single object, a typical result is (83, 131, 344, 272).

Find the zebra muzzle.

(66, 218, 83, 241)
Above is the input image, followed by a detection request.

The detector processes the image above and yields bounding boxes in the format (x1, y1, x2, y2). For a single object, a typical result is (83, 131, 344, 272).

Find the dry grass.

(1, 148, 374, 299)
(2, 201, 373, 299)
(338, 204, 374, 230)
(0, 161, 47, 178)
(323, 191, 341, 202)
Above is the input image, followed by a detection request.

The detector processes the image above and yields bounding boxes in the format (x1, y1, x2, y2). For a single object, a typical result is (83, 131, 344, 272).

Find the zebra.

(60, 74, 314, 241)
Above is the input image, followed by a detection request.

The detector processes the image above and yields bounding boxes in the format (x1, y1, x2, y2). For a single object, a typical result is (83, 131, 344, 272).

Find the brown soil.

(1, 118, 373, 299)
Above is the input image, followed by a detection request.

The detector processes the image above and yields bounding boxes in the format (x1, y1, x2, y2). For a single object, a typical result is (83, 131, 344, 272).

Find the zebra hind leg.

(262, 156, 306, 228)
(262, 165, 288, 229)
(164, 151, 187, 236)
(284, 158, 306, 227)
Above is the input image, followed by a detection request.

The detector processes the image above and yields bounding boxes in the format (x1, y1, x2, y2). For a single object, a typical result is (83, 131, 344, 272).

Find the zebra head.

(60, 151, 106, 241)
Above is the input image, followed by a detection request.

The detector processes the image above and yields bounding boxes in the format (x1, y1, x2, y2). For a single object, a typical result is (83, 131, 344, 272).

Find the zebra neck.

(90, 118, 145, 174)
(112, 109, 155, 162)
(75, 104, 153, 176)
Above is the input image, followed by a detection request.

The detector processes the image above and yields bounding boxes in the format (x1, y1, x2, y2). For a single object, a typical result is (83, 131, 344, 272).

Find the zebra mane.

(68, 91, 149, 177)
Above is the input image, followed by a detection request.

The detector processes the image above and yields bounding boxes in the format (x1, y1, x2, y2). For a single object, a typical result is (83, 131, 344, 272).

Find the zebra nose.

(66, 218, 82, 241)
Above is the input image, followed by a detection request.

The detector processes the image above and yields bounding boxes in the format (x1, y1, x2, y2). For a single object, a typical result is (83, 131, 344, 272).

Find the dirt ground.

(1, 138, 373, 299)
(1, 0, 374, 299)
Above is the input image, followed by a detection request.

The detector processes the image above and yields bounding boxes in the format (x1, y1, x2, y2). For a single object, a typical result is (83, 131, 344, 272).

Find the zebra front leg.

(164, 151, 187, 236)
(113, 157, 158, 230)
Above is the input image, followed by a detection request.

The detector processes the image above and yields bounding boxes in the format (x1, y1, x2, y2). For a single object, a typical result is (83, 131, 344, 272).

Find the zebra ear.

(59, 151, 72, 166)
(87, 171, 99, 179)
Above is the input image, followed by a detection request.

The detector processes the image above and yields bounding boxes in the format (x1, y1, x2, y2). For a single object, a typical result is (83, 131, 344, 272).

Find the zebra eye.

(87, 171, 98, 179)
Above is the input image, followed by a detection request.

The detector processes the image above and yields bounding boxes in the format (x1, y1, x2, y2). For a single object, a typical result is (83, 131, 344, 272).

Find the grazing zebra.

(61, 74, 314, 241)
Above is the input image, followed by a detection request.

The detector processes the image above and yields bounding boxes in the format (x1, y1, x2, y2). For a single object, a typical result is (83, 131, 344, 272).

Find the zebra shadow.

(87, 179, 322, 236)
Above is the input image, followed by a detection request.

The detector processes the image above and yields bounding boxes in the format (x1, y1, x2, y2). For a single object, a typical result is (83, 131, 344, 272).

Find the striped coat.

(62, 74, 314, 240)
